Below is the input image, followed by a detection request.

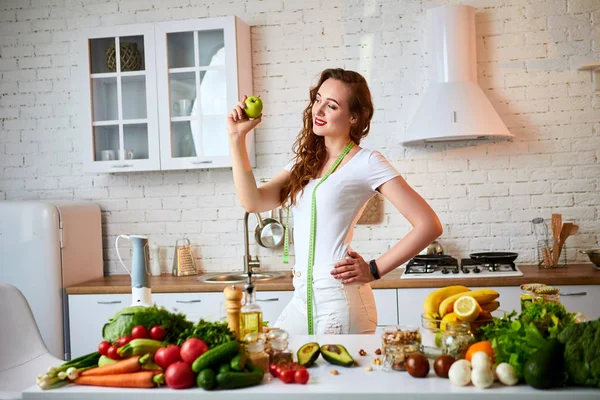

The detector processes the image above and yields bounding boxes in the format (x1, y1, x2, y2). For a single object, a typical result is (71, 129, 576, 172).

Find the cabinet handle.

(560, 292, 587, 296)
(176, 299, 202, 303)
(191, 160, 213, 164)
(257, 298, 279, 302)
(97, 300, 122, 304)
(111, 164, 134, 168)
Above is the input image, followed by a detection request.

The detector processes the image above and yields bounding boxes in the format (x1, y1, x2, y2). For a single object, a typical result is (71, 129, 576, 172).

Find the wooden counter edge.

(65, 264, 600, 295)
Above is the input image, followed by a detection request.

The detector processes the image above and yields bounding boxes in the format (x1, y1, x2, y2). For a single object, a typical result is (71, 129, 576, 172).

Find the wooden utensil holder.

(537, 240, 567, 268)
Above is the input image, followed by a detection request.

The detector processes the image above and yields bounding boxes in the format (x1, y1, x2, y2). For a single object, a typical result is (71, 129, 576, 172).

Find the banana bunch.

(423, 285, 470, 319)
(423, 286, 500, 319)
(438, 289, 499, 317)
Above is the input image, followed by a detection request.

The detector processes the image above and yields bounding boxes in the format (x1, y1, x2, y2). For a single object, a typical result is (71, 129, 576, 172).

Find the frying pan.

(254, 208, 285, 248)
(470, 252, 519, 264)
(413, 254, 453, 262)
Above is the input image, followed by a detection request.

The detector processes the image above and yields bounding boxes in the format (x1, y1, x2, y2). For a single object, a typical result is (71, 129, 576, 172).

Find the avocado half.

(320, 344, 355, 367)
(297, 342, 321, 367)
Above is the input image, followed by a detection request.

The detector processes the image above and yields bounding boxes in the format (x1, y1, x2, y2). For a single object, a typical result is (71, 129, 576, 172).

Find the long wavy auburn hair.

(280, 68, 374, 205)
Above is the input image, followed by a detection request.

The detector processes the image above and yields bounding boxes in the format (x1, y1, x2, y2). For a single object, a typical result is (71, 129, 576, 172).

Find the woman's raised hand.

(227, 95, 262, 139)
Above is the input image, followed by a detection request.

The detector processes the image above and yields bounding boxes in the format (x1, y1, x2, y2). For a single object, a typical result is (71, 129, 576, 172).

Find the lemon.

(454, 295, 481, 322)
(440, 312, 459, 331)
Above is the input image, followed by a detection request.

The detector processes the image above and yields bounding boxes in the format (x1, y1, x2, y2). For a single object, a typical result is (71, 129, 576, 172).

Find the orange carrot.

(81, 356, 141, 376)
(75, 371, 160, 388)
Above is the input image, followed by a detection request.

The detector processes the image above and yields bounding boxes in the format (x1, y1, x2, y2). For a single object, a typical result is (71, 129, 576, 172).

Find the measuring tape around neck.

(305, 141, 355, 334)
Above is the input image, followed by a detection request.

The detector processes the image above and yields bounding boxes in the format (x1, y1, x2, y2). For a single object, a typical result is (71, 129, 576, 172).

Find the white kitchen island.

(22, 334, 599, 399)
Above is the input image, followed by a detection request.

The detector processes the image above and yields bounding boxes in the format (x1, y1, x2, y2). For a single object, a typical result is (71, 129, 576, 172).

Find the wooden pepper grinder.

(223, 285, 243, 339)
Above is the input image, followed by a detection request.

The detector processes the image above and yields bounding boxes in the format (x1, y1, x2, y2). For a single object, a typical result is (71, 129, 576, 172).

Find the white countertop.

(22, 334, 599, 399)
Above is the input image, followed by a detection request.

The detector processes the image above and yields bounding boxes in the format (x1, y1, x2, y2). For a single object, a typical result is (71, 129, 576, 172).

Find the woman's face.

(312, 78, 355, 139)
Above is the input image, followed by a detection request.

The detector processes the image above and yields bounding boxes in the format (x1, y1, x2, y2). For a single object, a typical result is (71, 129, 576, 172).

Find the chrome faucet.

(244, 212, 263, 275)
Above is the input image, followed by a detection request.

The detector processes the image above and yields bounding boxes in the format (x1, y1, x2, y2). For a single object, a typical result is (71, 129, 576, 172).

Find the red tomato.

(154, 345, 182, 369)
(294, 367, 309, 384)
(149, 325, 166, 341)
(98, 340, 111, 356)
(164, 361, 195, 389)
(180, 338, 209, 365)
(279, 369, 295, 384)
(131, 325, 148, 339)
(269, 363, 279, 377)
(114, 336, 132, 348)
(107, 345, 120, 360)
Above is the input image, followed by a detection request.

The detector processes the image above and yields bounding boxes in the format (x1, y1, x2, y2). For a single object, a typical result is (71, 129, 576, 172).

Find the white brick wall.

(1, 0, 599, 275)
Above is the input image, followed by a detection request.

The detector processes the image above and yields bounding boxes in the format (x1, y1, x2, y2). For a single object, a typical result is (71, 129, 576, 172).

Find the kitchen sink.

(197, 271, 288, 284)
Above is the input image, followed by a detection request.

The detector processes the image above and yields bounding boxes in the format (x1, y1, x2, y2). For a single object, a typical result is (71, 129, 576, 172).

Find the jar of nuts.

(382, 342, 421, 372)
(381, 325, 422, 354)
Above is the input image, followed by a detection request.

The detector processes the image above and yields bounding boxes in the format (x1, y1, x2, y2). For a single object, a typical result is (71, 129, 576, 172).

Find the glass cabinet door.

(83, 24, 159, 172)
(156, 17, 243, 170)
(166, 29, 227, 159)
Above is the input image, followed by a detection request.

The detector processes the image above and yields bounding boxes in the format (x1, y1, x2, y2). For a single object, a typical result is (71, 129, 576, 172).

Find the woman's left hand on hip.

(331, 249, 373, 284)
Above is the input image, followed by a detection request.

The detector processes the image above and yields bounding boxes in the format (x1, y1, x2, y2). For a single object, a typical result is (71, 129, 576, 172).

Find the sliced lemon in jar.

(454, 296, 481, 322)
(440, 312, 459, 332)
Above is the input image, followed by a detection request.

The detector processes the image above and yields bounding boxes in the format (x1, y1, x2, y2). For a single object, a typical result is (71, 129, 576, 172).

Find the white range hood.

(403, 5, 513, 145)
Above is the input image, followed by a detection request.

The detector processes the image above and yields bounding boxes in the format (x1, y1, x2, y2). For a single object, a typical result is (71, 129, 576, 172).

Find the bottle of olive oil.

(239, 282, 263, 338)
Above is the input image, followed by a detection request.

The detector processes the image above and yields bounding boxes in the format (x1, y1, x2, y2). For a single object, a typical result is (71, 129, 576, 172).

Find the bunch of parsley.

(176, 319, 236, 347)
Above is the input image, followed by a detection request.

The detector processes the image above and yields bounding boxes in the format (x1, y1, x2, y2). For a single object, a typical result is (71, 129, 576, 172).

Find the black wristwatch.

(369, 259, 381, 280)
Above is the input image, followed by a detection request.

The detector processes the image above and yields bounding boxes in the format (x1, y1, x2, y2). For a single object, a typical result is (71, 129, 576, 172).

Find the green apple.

(244, 95, 263, 118)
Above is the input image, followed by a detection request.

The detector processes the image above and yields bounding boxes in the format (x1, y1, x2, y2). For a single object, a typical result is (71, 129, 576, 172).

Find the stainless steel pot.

(579, 249, 600, 268)
(254, 209, 285, 248)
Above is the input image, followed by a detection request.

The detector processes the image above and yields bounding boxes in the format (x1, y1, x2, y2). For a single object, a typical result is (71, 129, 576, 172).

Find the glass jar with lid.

(244, 332, 270, 374)
(265, 328, 293, 364)
(532, 285, 560, 304)
(382, 341, 420, 372)
(441, 321, 474, 360)
(520, 283, 546, 311)
(381, 325, 422, 354)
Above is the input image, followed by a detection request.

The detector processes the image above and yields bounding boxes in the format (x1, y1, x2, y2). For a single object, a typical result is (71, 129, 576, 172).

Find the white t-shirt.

(284, 148, 400, 272)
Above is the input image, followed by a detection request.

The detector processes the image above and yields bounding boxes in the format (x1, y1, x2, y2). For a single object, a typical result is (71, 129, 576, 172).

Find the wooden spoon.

(551, 214, 562, 264)
(569, 224, 579, 236)
(555, 222, 573, 265)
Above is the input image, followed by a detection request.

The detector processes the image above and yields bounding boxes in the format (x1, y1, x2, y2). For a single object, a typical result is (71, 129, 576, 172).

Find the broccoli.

(558, 319, 600, 388)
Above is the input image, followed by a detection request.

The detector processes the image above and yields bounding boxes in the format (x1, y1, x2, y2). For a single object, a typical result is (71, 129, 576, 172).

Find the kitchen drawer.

(256, 290, 293, 326)
(558, 285, 600, 320)
(373, 289, 398, 326)
(68, 293, 131, 359)
(153, 292, 224, 323)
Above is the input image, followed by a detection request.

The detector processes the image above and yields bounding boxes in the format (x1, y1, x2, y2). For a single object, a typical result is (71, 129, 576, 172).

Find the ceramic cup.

(100, 149, 116, 161)
(173, 99, 194, 116)
(118, 149, 134, 160)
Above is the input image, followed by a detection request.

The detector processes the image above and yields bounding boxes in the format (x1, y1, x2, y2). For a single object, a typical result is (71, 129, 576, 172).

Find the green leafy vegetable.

(519, 300, 577, 338)
(480, 300, 577, 380)
(102, 305, 192, 344)
(558, 318, 600, 388)
(177, 319, 236, 348)
(480, 311, 546, 379)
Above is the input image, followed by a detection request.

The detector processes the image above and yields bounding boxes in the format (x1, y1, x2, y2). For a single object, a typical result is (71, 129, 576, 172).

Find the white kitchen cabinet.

(256, 290, 294, 327)
(80, 24, 160, 173)
(558, 285, 600, 320)
(373, 289, 398, 326)
(68, 294, 131, 359)
(153, 292, 224, 323)
(155, 17, 254, 170)
(81, 16, 254, 173)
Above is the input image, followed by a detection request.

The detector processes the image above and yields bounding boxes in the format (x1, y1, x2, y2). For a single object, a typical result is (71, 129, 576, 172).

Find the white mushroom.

(471, 368, 494, 389)
(448, 359, 471, 387)
(495, 363, 519, 386)
(470, 352, 492, 371)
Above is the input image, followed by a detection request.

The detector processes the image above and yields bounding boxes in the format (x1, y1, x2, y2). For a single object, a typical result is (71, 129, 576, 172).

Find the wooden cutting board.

(357, 194, 383, 225)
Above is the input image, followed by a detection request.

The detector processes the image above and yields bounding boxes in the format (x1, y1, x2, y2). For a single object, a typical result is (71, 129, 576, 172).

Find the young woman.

(227, 68, 442, 334)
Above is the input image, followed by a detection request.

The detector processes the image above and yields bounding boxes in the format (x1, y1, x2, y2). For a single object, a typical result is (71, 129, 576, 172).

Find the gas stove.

(400, 254, 523, 279)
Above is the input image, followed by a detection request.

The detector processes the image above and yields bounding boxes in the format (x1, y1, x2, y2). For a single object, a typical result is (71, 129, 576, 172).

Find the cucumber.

(218, 363, 231, 374)
(192, 341, 239, 373)
(216, 364, 264, 389)
(230, 352, 247, 371)
(197, 368, 217, 390)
